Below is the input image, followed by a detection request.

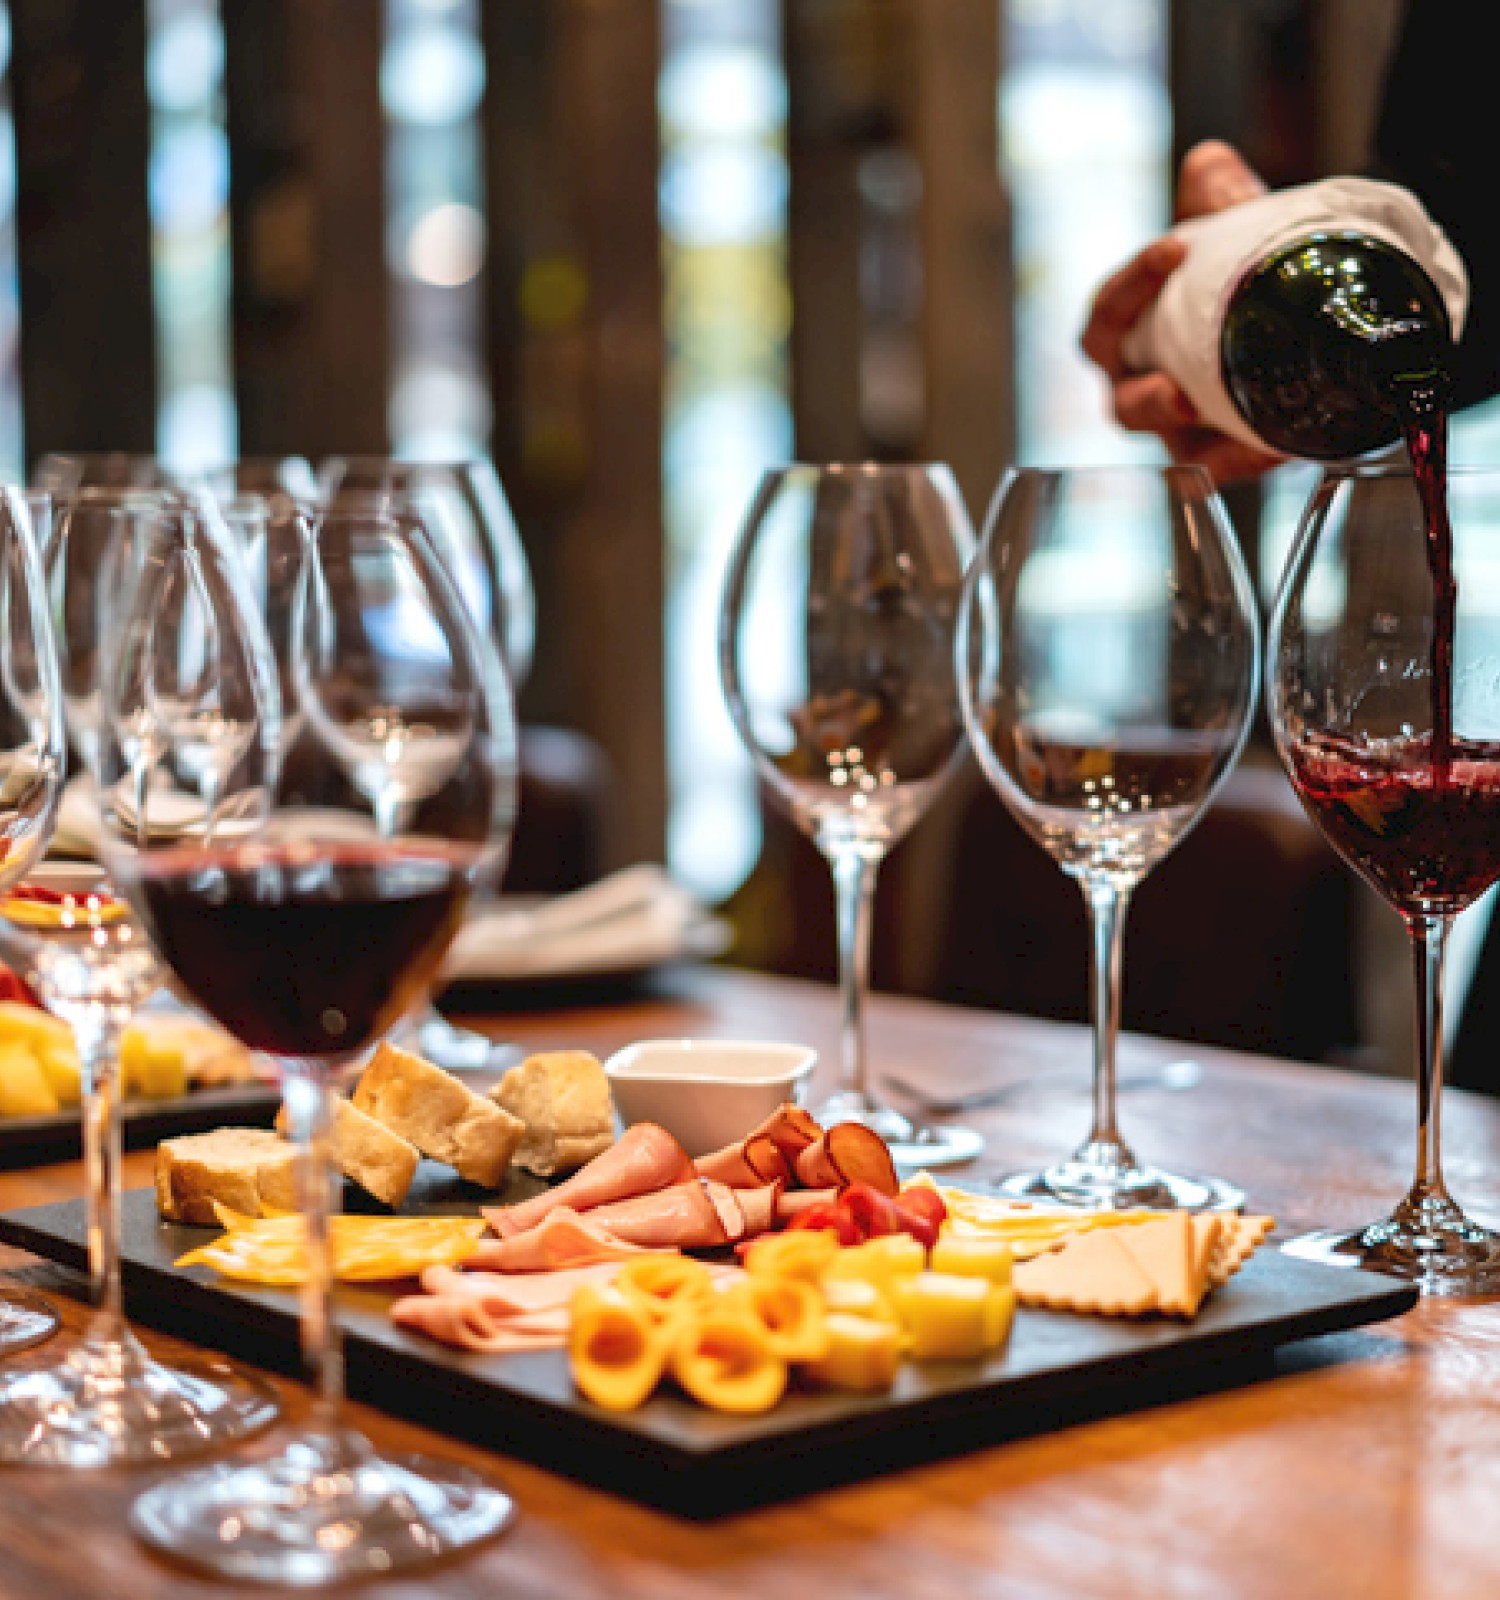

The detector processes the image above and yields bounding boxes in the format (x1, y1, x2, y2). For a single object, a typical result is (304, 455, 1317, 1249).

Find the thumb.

(1176, 140, 1267, 219)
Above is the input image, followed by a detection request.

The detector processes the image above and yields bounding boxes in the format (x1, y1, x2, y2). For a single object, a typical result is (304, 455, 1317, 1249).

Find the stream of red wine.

(1402, 376, 1456, 787)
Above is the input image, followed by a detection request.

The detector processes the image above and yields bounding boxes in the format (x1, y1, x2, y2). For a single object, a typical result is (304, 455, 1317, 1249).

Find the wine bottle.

(1122, 176, 1469, 460)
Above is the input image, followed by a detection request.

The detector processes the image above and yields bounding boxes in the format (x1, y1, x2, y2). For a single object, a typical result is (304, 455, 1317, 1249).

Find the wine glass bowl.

(1269, 461, 1500, 1293)
(100, 495, 519, 1581)
(959, 464, 1259, 1211)
(720, 462, 984, 1169)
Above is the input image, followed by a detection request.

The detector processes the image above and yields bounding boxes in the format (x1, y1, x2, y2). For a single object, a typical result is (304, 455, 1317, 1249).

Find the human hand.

(1080, 140, 1286, 484)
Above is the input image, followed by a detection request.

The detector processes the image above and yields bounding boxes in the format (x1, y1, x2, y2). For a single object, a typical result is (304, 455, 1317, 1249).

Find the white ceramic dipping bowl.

(603, 1038, 818, 1157)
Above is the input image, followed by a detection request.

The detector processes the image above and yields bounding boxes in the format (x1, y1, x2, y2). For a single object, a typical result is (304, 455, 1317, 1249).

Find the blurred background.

(2, 0, 1493, 1075)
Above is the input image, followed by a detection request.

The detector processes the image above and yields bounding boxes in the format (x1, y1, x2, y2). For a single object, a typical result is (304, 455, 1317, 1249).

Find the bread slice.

(490, 1050, 615, 1177)
(352, 1041, 524, 1188)
(156, 1127, 298, 1225)
(275, 1095, 421, 1208)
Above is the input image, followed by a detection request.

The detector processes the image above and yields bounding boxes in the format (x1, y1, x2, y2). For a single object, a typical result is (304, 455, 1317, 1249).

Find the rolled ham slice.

(793, 1124, 900, 1196)
(483, 1121, 695, 1239)
(694, 1133, 789, 1189)
(390, 1261, 628, 1353)
(568, 1178, 742, 1250)
(748, 1103, 822, 1161)
(468, 1207, 672, 1272)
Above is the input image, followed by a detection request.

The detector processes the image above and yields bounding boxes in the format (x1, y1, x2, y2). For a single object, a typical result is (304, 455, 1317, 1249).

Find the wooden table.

(2, 964, 1498, 1600)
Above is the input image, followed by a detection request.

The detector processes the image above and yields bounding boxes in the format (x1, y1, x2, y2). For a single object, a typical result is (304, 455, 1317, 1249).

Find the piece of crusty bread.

(352, 1041, 524, 1188)
(490, 1050, 615, 1177)
(155, 1127, 298, 1225)
(275, 1094, 420, 1208)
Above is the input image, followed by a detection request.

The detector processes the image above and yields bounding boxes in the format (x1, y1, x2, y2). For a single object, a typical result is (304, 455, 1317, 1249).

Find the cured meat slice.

(694, 1133, 789, 1188)
(468, 1207, 671, 1272)
(793, 1124, 900, 1195)
(483, 1121, 695, 1239)
(579, 1178, 740, 1249)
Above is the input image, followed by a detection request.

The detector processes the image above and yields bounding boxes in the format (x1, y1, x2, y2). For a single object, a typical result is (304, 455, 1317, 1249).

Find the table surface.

(1, 963, 1497, 1600)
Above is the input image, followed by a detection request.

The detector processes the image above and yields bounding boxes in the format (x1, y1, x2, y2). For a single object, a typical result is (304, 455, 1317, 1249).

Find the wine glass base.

(0, 1331, 279, 1467)
(993, 1163, 1245, 1214)
(131, 1430, 517, 1586)
(0, 1288, 59, 1355)
(1281, 1208, 1500, 1297)
(813, 1093, 984, 1170)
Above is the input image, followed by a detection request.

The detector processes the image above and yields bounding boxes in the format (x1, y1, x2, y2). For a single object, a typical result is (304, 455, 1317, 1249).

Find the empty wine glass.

(0, 487, 65, 1354)
(0, 488, 279, 1465)
(108, 498, 518, 1582)
(957, 464, 1259, 1211)
(1269, 462, 1500, 1293)
(720, 462, 984, 1169)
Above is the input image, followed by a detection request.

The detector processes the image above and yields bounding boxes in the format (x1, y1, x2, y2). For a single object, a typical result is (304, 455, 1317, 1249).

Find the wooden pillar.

(479, 0, 665, 868)
(904, 0, 1010, 524)
(781, 0, 868, 464)
(221, 0, 390, 458)
(10, 0, 157, 464)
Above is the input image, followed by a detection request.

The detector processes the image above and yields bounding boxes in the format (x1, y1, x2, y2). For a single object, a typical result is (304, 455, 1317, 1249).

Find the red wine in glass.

(1289, 733, 1500, 917)
(133, 841, 477, 1058)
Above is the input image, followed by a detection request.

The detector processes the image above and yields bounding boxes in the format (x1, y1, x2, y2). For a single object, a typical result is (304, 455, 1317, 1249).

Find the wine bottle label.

(1121, 176, 1469, 452)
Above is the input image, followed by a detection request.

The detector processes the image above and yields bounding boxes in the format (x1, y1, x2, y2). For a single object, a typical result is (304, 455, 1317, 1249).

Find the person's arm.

(1369, 1, 1500, 414)
(1079, 141, 1285, 484)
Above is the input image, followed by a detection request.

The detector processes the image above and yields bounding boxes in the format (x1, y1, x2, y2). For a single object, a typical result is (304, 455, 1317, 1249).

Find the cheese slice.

(1117, 1212, 1201, 1318)
(1013, 1229, 1158, 1316)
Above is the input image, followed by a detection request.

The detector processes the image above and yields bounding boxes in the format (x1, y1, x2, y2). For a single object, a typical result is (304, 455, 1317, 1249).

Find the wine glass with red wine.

(0, 488, 280, 1465)
(100, 498, 519, 1582)
(957, 464, 1259, 1211)
(1269, 461, 1500, 1294)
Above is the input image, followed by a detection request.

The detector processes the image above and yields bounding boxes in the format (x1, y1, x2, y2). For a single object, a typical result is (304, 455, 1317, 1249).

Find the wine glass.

(319, 460, 533, 1071)
(0, 488, 279, 1465)
(720, 462, 984, 1169)
(0, 488, 66, 1353)
(957, 464, 1259, 1211)
(1268, 461, 1500, 1293)
(107, 498, 519, 1581)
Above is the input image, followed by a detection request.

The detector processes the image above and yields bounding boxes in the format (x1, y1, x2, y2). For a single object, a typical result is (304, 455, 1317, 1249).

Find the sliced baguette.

(353, 1041, 524, 1188)
(275, 1095, 421, 1208)
(490, 1050, 615, 1177)
(155, 1127, 298, 1225)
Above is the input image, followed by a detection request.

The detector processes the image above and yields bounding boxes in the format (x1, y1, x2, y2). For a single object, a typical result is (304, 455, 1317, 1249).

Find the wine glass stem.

(74, 1012, 126, 1344)
(828, 844, 880, 1110)
(1081, 878, 1133, 1165)
(280, 1065, 345, 1436)
(1406, 912, 1453, 1205)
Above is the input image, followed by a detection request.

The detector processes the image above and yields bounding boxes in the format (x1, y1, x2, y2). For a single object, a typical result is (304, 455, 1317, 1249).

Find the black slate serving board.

(0, 1173, 1419, 1517)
